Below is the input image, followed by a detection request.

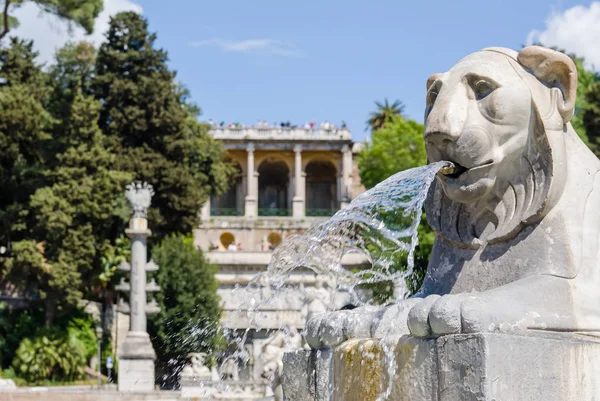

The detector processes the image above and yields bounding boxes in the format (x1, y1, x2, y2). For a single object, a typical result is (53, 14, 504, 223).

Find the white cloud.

(527, 2, 600, 69)
(8, 0, 143, 66)
(189, 38, 305, 58)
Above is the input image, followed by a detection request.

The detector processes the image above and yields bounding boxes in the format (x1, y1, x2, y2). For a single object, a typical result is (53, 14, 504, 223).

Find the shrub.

(11, 329, 87, 384)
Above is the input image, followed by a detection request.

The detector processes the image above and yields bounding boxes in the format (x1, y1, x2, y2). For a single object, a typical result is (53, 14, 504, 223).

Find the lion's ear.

(426, 73, 441, 91)
(517, 45, 578, 124)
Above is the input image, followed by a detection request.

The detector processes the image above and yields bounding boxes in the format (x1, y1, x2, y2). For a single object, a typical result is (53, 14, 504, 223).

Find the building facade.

(194, 126, 367, 382)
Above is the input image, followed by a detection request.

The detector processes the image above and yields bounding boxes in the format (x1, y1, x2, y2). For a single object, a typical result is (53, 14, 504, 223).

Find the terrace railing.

(209, 127, 352, 141)
(306, 208, 337, 217)
(258, 208, 291, 217)
(210, 208, 244, 217)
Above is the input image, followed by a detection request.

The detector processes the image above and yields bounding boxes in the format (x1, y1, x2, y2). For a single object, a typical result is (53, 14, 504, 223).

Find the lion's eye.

(473, 79, 496, 100)
(427, 90, 438, 106)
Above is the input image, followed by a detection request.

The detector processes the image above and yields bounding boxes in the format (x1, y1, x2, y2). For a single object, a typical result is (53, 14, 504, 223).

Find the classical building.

(193, 125, 367, 382)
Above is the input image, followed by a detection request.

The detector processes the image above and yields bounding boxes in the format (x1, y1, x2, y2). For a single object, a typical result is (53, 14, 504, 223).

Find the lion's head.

(424, 46, 577, 247)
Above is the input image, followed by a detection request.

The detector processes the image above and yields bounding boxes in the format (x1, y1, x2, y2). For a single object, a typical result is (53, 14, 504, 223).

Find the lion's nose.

(424, 131, 455, 152)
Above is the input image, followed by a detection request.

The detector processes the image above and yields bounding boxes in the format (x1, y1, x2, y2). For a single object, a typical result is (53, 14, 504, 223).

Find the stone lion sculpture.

(307, 45, 600, 348)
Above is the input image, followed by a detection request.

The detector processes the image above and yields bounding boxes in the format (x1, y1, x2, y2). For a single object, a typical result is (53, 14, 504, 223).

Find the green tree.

(148, 234, 221, 385)
(91, 12, 235, 237)
(0, 38, 52, 300)
(557, 54, 600, 145)
(0, 0, 103, 41)
(23, 91, 131, 323)
(358, 115, 427, 189)
(0, 39, 131, 324)
(48, 41, 96, 126)
(366, 98, 405, 131)
(356, 114, 433, 302)
(583, 81, 600, 157)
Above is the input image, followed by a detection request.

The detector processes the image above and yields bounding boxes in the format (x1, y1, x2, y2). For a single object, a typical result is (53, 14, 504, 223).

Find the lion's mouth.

(439, 161, 468, 178)
(439, 160, 493, 179)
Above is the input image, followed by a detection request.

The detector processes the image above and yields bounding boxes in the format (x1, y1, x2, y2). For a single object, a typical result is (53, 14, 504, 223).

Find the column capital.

(247, 143, 255, 153)
(341, 144, 351, 153)
(294, 145, 303, 153)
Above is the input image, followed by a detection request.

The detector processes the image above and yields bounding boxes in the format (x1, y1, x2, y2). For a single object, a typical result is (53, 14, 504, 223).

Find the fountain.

(278, 45, 600, 400)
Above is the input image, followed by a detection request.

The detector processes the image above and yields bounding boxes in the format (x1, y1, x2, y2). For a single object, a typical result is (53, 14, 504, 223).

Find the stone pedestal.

(283, 332, 600, 401)
(117, 332, 156, 392)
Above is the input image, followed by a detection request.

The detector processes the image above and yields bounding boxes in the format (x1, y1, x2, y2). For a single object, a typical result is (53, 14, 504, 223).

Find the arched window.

(258, 158, 290, 216)
(211, 160, 243, 216)
(305, 160, 337, 216)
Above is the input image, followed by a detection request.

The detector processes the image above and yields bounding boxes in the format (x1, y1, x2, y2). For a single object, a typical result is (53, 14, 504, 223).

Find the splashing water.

(219, 161, 452, 399)
(254, 161, 451, 300)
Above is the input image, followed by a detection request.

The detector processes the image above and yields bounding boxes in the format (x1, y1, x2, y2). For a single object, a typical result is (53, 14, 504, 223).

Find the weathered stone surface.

(117, 358, 155, 392)
(286, 333, 600, 401)
(282, 350, 315, 401)
(118, 332, 156, 393)
(118, 331, 156, 360)
(282, 349, 333, 401)
(437, 333, 600, 401)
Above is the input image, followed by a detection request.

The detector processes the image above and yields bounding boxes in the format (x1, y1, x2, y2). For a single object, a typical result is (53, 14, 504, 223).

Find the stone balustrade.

(209, 127, 352, 141)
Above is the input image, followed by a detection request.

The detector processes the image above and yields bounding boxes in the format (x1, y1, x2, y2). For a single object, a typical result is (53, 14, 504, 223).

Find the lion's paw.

(407, 294, 489, 337)
(304, 306, 384, 349)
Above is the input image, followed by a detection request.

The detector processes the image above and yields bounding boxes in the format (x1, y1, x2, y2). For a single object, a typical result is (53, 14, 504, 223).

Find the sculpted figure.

(307, 45, 600, 348)
(181, 352, 211, 380)
(220, 357, 239, 381)
(262, 329, 304, 401)
(302, 275, 334, 322)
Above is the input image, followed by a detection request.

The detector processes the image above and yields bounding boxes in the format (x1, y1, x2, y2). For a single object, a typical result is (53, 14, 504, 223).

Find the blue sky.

(12, 0, 600, 141)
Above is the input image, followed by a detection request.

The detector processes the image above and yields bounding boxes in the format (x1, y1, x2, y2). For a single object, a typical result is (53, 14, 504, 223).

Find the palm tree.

(366, 98, 405, 131)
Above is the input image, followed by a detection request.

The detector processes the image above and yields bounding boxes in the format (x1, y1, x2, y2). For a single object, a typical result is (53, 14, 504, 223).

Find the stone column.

(200, 198, 210, 221)
(245, 144, 258, 218)
(292, 145, 305, 219)
(340, 145, 352, 208)
(117, 182, 160, 392)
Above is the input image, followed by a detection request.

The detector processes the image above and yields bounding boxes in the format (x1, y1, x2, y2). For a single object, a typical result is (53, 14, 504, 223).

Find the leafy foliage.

(358, 115, 427, 189)
(11, 329, 87, 383)
(583, 82, 600, 158)
(7, 309, 97, 384)
(148, 234, 222, 385)
(0, 0, 103, 40)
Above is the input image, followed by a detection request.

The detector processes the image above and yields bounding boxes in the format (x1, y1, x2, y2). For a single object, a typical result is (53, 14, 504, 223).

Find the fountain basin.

(283, 332, 600, 401)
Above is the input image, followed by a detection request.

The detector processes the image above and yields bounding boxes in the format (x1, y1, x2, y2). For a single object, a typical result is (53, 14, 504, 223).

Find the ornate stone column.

(292, 145, 305, 219)
(245, 144, 258, 217)
(116, 182, 160, 392)
(340, 145, 352, 208)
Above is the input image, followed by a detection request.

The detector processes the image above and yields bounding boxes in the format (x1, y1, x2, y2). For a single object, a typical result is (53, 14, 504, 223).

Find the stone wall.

(283, 332, 600, 401)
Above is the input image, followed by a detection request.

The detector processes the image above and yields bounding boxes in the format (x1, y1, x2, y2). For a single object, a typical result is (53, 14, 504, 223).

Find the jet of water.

(255, 161, 452, 301)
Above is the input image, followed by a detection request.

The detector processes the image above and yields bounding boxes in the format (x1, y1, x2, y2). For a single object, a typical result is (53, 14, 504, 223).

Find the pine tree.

(92, 12, 234, 237)
(24, 91, 131, 323)
(0, 39, 52, 302)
